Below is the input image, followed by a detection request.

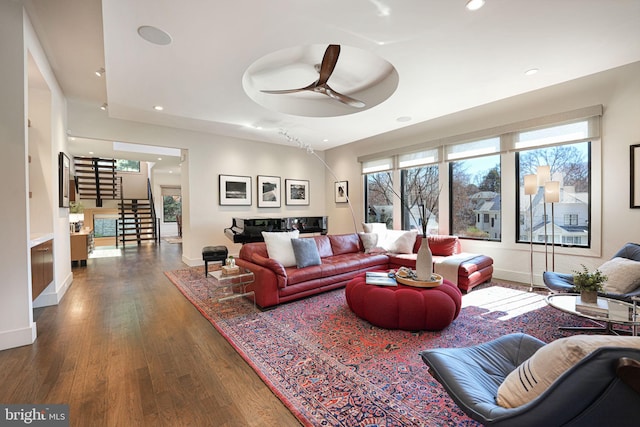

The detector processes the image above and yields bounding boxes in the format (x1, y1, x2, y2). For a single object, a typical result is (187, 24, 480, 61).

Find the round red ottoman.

(345, 272, 462, 331)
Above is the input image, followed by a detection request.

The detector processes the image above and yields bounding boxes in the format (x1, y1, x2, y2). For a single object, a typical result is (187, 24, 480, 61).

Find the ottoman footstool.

(202, 245, 228, 277)
(345, 272, 462, 331)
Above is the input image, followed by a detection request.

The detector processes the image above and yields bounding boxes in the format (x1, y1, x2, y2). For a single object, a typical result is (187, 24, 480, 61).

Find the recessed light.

(100, 103, 108, 111)
(137, 25, 172, 45)
(397, 116, 412, 122)
(89, 151, 94, 155)
(95, 67, 105, 77)
(153, 105, 164, 111)
(466, 0, 485, 11)
(525, 68, 539, 76)
(158, 157, 162, 161)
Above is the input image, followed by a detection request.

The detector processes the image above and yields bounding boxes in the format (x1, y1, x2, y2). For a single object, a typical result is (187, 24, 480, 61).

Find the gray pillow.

(291, 238, 322, 268)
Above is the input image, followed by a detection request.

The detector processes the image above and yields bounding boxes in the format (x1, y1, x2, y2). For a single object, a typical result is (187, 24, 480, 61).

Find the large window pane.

(516, 142, 590, 247)
(364, 172, 394, 228)
(116, 159, 140, 172)
(401, 165, 439, 234)
(163, 195, 182, 222)
(450, 155, 501, 240)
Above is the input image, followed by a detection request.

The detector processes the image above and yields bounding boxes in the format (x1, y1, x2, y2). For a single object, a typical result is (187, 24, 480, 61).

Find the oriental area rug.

(165, 267, 593, 427)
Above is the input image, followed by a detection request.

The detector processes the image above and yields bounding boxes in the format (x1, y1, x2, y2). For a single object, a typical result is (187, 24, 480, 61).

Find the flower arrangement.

(571, 264, 607, 293)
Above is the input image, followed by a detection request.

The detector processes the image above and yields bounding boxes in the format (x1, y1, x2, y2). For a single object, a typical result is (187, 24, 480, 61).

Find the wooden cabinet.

(31, 239, 53, 301)
(70, 230, 94, 266)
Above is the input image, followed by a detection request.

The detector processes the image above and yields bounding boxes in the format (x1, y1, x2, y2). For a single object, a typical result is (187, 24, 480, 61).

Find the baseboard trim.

(0, 323, 37, 351)
(33, 271, 73, 308)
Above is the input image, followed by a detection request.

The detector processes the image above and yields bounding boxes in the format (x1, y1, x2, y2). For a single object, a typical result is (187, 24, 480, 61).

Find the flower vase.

(415, 235, 433, 281)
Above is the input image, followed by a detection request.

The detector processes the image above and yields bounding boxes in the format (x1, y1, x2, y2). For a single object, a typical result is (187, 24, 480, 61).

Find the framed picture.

(257, 175, 281, 208)
(58, 152, 70, 208)
(632, 144, 640, 208)
(219, 174, 251, 206)
(335, 181, 348, 203)
(285, 179, 309, 205)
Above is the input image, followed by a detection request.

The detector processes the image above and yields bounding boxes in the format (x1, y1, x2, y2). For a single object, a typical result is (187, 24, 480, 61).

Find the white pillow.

(496, 335, 640, 408)
(362, 222, 388, 235)
(599, 257, 640, 294)
(261, 230, 300, 267)
(358, 232, 378, 254)
(384, 230, 418, 254)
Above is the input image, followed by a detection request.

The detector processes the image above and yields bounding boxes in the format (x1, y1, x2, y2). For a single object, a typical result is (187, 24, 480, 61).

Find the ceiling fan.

(261, 44, 366, 108)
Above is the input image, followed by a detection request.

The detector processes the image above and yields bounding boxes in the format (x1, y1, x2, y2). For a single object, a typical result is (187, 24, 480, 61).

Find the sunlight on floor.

(89, 246, 122, 259)
(462, 286, 547, 320)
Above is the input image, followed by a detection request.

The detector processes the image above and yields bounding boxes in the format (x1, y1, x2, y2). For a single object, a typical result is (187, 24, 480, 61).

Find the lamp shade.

(537, 165, 550, 186)
(524, 174, 537, 195)
(544, 181, 560, 203)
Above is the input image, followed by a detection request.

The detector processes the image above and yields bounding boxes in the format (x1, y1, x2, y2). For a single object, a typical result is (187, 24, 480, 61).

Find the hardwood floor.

(0, 243, 301, 427)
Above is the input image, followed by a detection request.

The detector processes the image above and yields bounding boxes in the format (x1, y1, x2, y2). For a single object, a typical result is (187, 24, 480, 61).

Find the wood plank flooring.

(0, 243, 301, 427)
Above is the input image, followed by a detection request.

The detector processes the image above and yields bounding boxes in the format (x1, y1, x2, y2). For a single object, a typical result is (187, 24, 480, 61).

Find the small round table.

(345, 272, 462, 331)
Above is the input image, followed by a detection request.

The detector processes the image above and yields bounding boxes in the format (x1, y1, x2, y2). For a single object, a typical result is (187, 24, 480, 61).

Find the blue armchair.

(420, 333, 640, 427)
(543, 242, 640, 302)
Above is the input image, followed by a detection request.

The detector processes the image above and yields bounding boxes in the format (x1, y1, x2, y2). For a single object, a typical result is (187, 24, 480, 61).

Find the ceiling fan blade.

(261, 81, 316, 94)
(324, 85, 366, 108)
(317, 44, 340, 86)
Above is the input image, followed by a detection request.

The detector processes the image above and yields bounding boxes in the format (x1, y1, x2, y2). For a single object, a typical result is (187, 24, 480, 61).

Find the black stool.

(202, 245, 228, 276)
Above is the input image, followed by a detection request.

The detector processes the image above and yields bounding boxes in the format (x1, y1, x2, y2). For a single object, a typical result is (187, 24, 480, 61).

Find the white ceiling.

(25, 0, 640, 159)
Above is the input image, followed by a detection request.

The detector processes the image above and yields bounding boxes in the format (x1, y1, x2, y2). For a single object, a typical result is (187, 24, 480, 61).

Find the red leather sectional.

(236, 233, 493, 309)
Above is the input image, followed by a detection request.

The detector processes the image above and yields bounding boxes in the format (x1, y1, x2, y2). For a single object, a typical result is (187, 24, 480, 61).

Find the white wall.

(66, 102, 328, 264)
(0, 4, 70, 351)
(325, 62, 640, 286)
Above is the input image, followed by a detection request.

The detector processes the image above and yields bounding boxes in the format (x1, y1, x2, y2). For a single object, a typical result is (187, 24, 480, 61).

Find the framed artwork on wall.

(631, 144, 640, 208)
(335, 181, 348, 203)
(285, 179, 309, 205)
(257, 175, 281, 208)
(58, 152, 70, 208)
(219, 174, 251, 206)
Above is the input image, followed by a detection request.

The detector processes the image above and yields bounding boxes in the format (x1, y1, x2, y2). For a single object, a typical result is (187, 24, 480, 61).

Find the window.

(516, 140, 590, 247)
(93, 215, 118, 237)
(163, 195, 181, 222)
(115, 159, 140, 172)
(400, 163, 439, 234)
(364, 172, 394, 228)
(449, 154, 501, 240)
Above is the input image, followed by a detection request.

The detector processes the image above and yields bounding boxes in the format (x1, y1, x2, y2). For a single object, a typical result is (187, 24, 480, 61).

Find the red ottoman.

(345, 272, 462, 331)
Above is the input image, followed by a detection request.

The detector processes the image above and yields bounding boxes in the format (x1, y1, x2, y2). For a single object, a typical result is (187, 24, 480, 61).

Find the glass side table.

(208, 268, 255, 308)
(546, 293, 639, 335)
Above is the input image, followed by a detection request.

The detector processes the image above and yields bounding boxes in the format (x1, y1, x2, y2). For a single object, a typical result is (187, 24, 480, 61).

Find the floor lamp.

(545, 181, 560, 272)
(524, 174, 537, 291)
(536, 165, 551, 270)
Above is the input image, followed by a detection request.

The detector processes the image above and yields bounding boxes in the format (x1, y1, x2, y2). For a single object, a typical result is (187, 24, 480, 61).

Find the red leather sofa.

(236, 233, 493, 308)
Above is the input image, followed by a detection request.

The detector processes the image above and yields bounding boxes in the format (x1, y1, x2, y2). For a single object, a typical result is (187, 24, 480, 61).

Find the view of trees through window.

(115, 159, 140, 172)
(365, 172, 394, 228)
(517, 142, 590, 247)
(163, 195, 182, 223)
(450, 155, 501, 240)
(401, 165, 439, 235)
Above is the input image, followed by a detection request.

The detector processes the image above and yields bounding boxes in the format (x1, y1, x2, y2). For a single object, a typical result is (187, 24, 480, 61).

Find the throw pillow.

(599, 257, 640, 294)
(385, 230, 418, 254)
(261, 230, 300, 267)
(291, 238, 322, 268)
(427, 235, 458, 256)
(362, 222, 388, 234)
(496, 335, 640, 408)
(358, 232, 378, 253)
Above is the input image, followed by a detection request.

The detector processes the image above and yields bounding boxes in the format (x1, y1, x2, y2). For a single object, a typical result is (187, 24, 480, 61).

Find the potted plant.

(572, 264, 607, 303)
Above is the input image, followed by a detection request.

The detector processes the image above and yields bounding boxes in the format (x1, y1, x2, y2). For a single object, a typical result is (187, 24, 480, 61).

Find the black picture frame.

(335, 181, 348, 203)
(257, 175, 281, 208)
(219, 174, 251, 206)
(285, 179, 309, 205)
(58, 152, 70, 208)
(632, 144, 640, 208)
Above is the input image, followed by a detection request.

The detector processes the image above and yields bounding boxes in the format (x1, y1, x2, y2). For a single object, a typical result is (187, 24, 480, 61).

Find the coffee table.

(546, 293, 639, 335)
(208, 268, 255, 308)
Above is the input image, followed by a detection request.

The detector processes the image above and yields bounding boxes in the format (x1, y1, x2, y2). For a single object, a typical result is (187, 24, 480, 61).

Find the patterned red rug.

(165, 267, 592, 427)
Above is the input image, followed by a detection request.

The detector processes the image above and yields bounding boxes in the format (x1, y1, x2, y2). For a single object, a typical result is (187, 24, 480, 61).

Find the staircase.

(73, 156, 159, 246)
(118, 197, 158, 246)
(73, 157, 120, 206)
